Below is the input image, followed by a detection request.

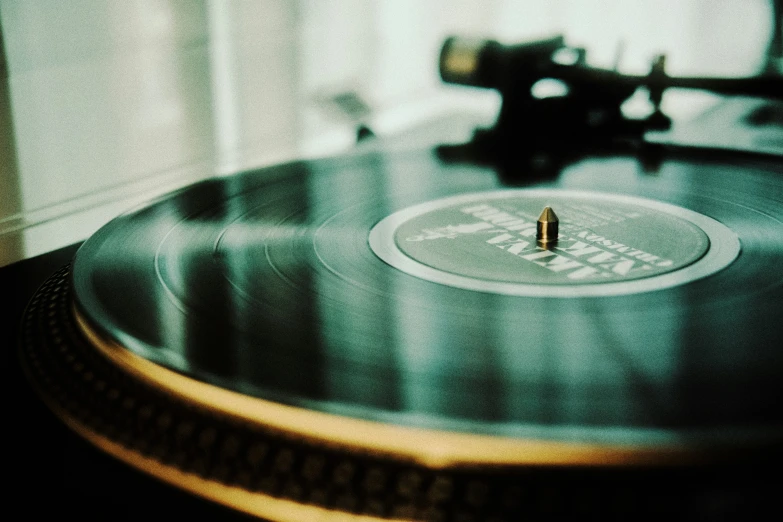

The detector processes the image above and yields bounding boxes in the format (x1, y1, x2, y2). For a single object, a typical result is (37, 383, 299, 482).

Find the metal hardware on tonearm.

(437, 35, 783, 176)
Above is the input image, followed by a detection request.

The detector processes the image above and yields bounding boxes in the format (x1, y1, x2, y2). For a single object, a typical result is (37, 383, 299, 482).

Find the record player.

(3, 2, 783, 521)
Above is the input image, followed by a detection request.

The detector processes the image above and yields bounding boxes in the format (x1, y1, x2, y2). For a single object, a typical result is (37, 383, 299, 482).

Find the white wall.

(0, 0, 775, 265)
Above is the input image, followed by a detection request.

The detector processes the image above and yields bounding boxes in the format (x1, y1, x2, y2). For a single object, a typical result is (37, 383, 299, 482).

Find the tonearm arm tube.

(439, 36, 783, 101)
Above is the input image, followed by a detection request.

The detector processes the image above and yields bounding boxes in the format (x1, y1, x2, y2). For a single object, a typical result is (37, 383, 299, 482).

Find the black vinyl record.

(72, 148, 783, 444)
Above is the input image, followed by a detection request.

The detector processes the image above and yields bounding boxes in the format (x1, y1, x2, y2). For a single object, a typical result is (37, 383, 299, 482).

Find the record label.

(369, 190, 741, 297)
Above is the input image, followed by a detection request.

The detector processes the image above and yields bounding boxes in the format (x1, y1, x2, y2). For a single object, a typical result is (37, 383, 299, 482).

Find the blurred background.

(0, 0, 779, 267)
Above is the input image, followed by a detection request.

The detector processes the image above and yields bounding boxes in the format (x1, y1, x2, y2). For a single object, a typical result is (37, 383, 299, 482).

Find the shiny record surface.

(71, 149, 783, 450)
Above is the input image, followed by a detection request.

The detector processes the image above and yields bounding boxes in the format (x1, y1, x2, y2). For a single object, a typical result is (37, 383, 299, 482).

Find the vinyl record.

(21, 148, 783, 519)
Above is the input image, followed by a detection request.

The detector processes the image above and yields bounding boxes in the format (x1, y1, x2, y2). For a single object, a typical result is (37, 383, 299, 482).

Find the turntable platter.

(20, 148, 783, 520)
